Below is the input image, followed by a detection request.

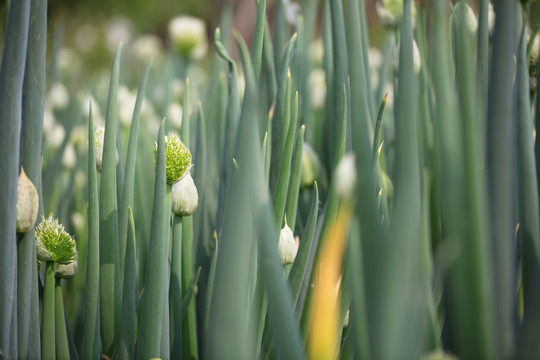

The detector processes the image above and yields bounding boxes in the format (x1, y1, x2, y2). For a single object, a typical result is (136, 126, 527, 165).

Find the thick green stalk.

(515, 25, 540, 358)
(0, 0, 30, 356)
(206, 31, 260, 360)
(42, 262, 56, 359)
(181, 216, 198, 359)
(99, 44, 122, 356)
(476, 0, 489, 119)
(273, 91, 298, 228)
(273, 0, 287, 69)
(284, 125, 305, 230)
(214, 29, 240, 229)
(288, 182, 318, 306)
(325, 0, 351, 170)
(486, 0, 516, 356)
(344, 0, 373, 150)
(135, 121, 169, 360)
(119, 61, 152, 282)
(118, 207, 138, 360)
(17, 0, 46, 357)
(84, 104, 101, 360)
(378, 0, 422, 357)
(170, 216, 183, 359)
(55, 278, 70, 360)
(251, 0, 266, 80)
(436, 0, 494, 357)
(269, 34, 297, 193)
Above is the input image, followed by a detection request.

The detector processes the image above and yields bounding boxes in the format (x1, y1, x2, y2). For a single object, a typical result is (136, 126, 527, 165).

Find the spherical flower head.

(168, 16, 208, 60)
(530, 34, 540, 78)
(301, 143, 322, 188)
(17, 167, 39, 233)
(35, 214, 77, 264)
(376, 0, 416, 28)
(278, 223, 298, 265)
(154, 132, 192, 184)
(171, 171, 198, 216)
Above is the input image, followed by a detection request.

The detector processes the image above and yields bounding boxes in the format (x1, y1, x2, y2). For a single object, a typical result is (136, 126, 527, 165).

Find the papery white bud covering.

(334, 153, 357, 199)
(278, 223, 298, 265)
(171, 171, 198, 216)
(17, 168, 39, 233)
(453, 1, 478, 34)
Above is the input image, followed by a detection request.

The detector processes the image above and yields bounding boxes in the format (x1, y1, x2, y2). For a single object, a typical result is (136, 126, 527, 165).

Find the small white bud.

(16, 168, 39, 233)
(278, 223, 298, 265)
(171, 171, 199, 216)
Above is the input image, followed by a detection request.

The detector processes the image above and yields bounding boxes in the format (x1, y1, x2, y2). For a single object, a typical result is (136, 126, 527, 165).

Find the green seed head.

(35, 214, 77, 264)
(154, 132, 192, 184)
(376, 0, 416, 27)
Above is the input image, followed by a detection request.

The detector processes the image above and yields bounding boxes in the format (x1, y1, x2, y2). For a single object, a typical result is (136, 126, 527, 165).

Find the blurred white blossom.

(168, 16, 208, 60)
(62, 143, 76, 170)
(309, 38, 324, 67)
(308, 68, 326, 110)
(105, 17, 132, 52)
(118, 86, 137, 126)
(167, 103, 183, 129)
(395, 39, 421, 75)
(335, 153, 357, 199)
(131, 35, 162, 63)
(74, 24, 98, 53)
(47, 82, 69, 111)
(376, 0, 416, 27)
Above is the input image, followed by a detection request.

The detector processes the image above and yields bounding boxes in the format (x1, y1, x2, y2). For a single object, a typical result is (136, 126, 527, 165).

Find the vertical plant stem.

(42, 261, 56, 359)
(55, 278, 70, 360)
(135, 121, 170, 360)
(182, 216, 198, 359)
(99, 44, 122, 356)
(85, 104, 101, 360)
(17, 0, 46, 357)
(118, 207, 138, 360)
(170, 216, 183, 359)
(486, 1, 516, 356)
(119, 61, 152, 282)
(0, 0, 30, 356)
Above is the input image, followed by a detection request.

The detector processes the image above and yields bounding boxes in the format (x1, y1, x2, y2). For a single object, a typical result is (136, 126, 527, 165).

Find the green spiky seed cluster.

(35, 214, 77, 264)
(154, 132, 192, 184)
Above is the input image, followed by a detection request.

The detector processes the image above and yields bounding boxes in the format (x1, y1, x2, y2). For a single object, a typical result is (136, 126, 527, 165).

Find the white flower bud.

(16, 167, 39, 233)
(278, 223, 298, 265)
(168, 16, 208, 60)
(376, 0, 416, 28)
(118, 86, 137, 126)
(334, 153, 357, 199)
(171, 171, 198, 216)
(62, 143, 77, 170)
(395, 39, 422, 75)
(451, 2, 478, 35)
